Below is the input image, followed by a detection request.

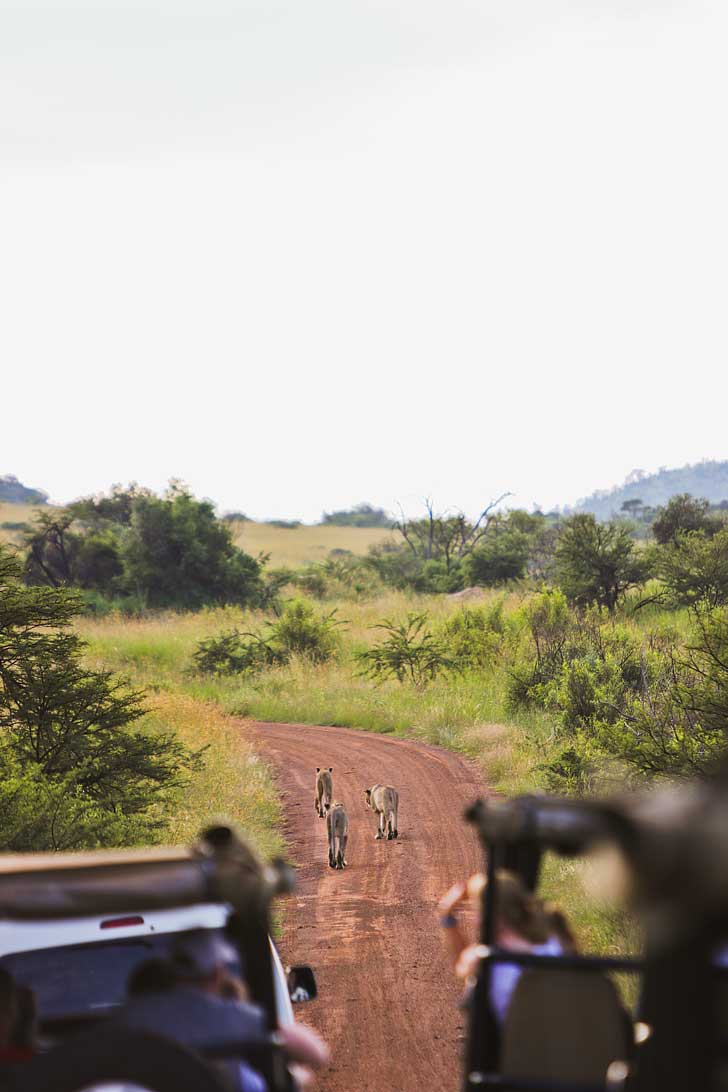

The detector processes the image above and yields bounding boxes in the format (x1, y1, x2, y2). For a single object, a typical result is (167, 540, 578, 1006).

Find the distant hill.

(0, 475, 48, 506)
(574, 460, 728, 520)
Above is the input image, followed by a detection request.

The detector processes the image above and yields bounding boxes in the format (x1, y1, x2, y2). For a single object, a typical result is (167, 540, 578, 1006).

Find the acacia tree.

(0, 547, 192, 850)
(393, 496, 511, 571)
(655, 528, 728, 609)
(652, 494, 724, 545)
(555, 514, 649, 611)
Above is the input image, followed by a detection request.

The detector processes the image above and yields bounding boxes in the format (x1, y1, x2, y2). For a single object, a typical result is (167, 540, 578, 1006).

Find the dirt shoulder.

(246, 721, 485, 1092)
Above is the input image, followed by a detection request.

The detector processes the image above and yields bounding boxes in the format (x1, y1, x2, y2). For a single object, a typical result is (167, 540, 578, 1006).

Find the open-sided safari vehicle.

(0, 825, 314, 1092)
(464, 775, 728, 1092)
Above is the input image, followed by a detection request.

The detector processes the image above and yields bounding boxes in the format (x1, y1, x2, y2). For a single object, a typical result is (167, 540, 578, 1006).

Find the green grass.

(77, 590, 645, 962)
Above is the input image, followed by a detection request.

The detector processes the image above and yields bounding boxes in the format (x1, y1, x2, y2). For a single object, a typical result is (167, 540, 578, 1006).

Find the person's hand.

(437, 873, 485, 916)
(455, 943, 487, 981)
(279, 1021, 330, 1070)
(437, 881, 467, 917)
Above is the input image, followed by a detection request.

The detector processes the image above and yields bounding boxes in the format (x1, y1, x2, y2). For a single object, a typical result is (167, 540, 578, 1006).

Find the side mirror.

(287, 965, 317, 1002)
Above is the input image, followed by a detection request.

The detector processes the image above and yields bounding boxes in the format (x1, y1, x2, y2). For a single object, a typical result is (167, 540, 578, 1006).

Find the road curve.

(246, 721, 486, 1092)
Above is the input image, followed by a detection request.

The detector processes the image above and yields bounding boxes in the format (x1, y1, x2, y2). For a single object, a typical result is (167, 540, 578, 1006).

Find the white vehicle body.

(0, 901, 294, 1028)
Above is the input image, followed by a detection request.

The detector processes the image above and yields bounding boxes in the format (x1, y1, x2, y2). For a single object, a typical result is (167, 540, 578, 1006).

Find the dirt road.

(247, 721, 485, 1092)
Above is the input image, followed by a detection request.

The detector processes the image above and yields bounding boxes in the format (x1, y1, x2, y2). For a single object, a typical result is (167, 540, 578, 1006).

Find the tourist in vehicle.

(437, 870, 571, 1024)
(118, 930, 328, 1091)
(116, 930, 269, 1092)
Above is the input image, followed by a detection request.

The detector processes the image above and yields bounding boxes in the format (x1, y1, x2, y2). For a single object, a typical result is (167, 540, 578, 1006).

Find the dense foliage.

(24, 482, 265, 611)
(554, 514, 648, 611)
(193, 599, 342, 675)
(0, 547, 193, 850)
(503, 587, 728, 790)
(366, 503, 543, 593)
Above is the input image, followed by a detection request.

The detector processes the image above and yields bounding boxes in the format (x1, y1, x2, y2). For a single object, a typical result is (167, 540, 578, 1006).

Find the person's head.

(171, 930, 240, 995)
(487, 870, 550, 945)
(0, 968, 18, 1048)
(127, 958, 179, 998)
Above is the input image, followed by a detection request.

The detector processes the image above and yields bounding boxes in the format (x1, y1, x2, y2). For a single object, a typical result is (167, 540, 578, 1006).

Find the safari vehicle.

(0, 825, 315, 1092)
(463, 780, 728, 1092)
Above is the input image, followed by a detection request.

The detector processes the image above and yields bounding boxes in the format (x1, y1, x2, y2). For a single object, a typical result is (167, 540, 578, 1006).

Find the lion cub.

(327, 803, 348, 869)
(364, 784, 399, 840)
(314, 767, 333, 818)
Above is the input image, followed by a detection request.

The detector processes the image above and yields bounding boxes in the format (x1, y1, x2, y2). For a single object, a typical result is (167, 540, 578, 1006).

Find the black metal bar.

(466, 1073, 609, 1092)
(463, 837, 500, 1092)
(478, 949, 642, 974)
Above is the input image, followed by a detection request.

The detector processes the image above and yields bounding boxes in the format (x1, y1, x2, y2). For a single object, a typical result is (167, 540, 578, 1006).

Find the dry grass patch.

(230, 521, 393, 567)
(0, 501, 51, 546)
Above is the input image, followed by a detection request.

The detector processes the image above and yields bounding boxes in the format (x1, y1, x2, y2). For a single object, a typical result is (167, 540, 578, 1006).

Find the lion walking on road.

(327, 803, 348, 869)
(315, 767, 333, 818)
(364, 784, 399, 841)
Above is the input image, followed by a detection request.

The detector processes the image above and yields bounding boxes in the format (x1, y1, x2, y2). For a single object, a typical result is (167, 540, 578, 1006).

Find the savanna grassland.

(8, 483, 727, 974)
(77, 587, 650, 962)
(229, 520, 393, 566)
(0, 501, 46, 546)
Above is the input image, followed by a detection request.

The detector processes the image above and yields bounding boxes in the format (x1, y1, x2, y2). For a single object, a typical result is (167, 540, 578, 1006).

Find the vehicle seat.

(12, 1026, 230, 1092)
(500, 969, 630, 1086)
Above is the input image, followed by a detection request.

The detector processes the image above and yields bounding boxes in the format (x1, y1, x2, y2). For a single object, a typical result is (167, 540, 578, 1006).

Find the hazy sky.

(2, 0, 726, 520)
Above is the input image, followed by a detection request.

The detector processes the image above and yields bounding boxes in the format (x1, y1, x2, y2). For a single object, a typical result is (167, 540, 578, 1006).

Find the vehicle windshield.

(0, 928, 237, 1023)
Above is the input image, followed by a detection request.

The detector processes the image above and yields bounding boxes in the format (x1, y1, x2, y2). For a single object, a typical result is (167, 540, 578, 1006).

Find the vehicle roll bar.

(0, 825, 294, 920)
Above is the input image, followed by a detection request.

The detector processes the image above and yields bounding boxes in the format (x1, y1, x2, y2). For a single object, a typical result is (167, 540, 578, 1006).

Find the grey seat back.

(500, 969, 629, 1085)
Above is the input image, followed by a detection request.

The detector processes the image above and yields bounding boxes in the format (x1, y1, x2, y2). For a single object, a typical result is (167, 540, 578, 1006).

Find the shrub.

(356, 612, 458, 687)
(271, 600, 342, 663)
(193, 600, 343, 676)
(464, 530, 530, 586)
(597, 607, 728, 778)
(192, 629, 285, 676)
(654, 528, 728, 609)
(437, 601, 507, 669)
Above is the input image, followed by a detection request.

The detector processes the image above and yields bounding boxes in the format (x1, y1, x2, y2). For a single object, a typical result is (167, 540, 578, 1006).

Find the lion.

(314, 767, 333, 818)
(326, 803, 348, 869)
(364, 784, 399, 840)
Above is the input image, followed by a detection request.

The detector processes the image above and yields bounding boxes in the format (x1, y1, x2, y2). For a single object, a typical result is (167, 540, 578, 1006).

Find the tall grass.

(79, 588, 676, 960)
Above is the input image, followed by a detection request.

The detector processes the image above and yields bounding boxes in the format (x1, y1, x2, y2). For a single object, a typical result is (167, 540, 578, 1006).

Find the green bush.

(555, 514, 650, 611)
(192, 628, 285, 675)
(356, 612, 458, 687)
(193, 600, 343, 676)
(596, 607, 728, 778)
(464, 530, 530, 585)
(437, 601, 507, 669)
(654, 528, 728, 609)
(272, 600, 342, 663)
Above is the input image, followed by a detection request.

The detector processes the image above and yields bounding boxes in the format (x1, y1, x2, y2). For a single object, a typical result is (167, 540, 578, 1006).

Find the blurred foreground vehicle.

(464, 774, 728, 1092)
(0, 826, 318, 1092)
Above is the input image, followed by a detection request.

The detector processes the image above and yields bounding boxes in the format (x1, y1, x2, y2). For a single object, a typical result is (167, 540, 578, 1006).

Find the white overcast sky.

(2, 0, 726, 520)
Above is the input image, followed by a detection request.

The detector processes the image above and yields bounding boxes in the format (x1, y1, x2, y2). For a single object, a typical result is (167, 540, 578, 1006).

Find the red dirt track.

(248, 721, 485, 1092)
